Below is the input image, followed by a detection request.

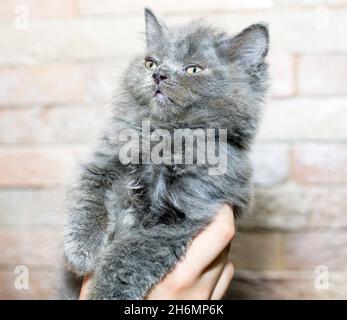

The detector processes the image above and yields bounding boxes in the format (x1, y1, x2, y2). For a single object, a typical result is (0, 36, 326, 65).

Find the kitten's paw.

(87, 284, 144, 300)
(87, 268, 150, 300)
(64, 246, 95, 275)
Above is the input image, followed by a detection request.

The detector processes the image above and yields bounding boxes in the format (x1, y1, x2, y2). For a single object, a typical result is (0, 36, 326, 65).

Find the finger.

(178, 204, 234, 278)
(168, 246, 230, 300)
(197, 244, 230, 297)
(79, 274, 92, 300)
(209, 262, 234, 300)
(146, 206, 234, 299)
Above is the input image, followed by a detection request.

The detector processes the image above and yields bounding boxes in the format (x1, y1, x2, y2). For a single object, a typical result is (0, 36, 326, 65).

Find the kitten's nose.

(152, 71, 168, 84)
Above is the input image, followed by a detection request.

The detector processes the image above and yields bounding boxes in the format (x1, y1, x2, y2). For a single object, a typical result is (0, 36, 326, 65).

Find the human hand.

(79, 204, 235, 300)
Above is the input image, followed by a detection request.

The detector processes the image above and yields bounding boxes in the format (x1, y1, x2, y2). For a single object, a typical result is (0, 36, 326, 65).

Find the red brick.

(0, 146, 85, 187)
(292, 144, 347, 184)
(307, 187, 347, 228)
(82, 61, 119, 107)
(277, 0, 347, 8)
(226, 270, 347, 299)
(258, 97, 347, 141)
(0, 227, 62, 266)
(241, 185, 347, 231)
(0, 19, 144, 65)
(0, 0, 76, 20)
(0, 189, 65, 225)
(76, 0, 274, 16)
(2, 9, 347, 65)
(250, 144, 290, 186)
(242, 185, 310, 231)
(0, 267, 55, 299)
(232, 231, 347, 271)
(231, 232, 286, 270)
(0, 64, 86, 105)
(298, 56, 347, 95)
(268, 54, 295, 97)
(285, 231, 347, 270)
(0, 105, 104, 144)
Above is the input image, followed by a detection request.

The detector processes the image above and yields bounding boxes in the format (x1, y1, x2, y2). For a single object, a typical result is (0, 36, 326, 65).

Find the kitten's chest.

(108, 163, 184, 225)
(129, 164, 179, 203)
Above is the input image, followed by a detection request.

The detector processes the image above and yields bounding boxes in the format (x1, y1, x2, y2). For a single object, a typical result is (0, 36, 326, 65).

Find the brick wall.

(0, 0, 346, 299)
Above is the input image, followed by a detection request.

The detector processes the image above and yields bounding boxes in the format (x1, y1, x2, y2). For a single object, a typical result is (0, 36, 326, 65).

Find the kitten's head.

(125, 8, 269, 136)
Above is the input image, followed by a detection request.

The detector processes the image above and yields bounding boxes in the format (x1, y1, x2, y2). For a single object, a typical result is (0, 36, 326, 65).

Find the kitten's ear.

(144, 8, 167, 49)
(217, 23, 269, 68)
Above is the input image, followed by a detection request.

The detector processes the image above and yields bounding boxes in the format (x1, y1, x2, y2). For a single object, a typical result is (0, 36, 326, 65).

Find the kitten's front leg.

(64, 160, 113, 275)
(88, 222, 205, 300)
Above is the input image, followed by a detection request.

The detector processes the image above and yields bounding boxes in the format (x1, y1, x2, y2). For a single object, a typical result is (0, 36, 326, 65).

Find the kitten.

(62, 8, 269, 299)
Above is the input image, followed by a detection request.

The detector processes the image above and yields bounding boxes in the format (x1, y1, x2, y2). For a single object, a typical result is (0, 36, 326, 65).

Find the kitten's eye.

(186, 66, 203, 74)
(145, 59, 157, 70)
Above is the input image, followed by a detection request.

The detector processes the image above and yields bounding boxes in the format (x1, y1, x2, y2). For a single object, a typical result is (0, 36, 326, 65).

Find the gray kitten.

(62, 8, 269, 300)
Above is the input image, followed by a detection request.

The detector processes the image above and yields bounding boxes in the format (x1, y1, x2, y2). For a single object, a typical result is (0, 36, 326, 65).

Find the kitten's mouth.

(154, 89, 163, 97)
(153, 88, 175, 105)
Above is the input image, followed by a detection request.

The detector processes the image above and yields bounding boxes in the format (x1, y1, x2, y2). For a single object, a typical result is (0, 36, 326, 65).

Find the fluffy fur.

(62, 8, 269, 299)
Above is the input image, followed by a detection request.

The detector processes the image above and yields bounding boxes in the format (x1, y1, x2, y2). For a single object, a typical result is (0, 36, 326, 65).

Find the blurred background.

(0, 0, 347, 299)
